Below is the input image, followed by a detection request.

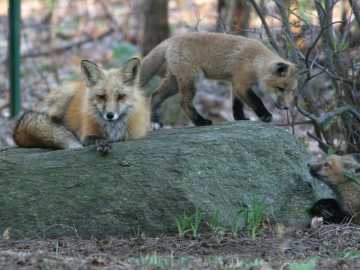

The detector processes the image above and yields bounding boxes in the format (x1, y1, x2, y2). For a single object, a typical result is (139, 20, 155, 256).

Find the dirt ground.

(1, 224, 360, 270)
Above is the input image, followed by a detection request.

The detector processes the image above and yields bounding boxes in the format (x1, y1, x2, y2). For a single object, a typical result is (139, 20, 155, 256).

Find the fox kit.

(308, 198, 351, 225)
(14, 58, 150, 150)
(139, 32, 297, 126)
(309, 154, 360, 224)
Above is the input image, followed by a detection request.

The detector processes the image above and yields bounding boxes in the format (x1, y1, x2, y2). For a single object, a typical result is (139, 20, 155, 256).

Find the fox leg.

(232, 97, 249, 120)
(13, 112, 82, 149)
(233, 81, 272, 122)
(245, 89, 272, 122)
(150, 74, 178, 125)
(178, 80, 212, 126)
(82, 135, 112, 155)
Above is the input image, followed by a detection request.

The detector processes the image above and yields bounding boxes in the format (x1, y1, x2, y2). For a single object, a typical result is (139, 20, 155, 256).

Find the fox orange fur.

(14, 58, 150, 150)
(309, 154, 360, 224)
(139, 32, 298, 126)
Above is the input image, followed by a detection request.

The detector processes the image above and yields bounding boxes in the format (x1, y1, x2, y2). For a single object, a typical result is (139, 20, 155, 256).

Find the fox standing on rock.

(139, 32, 298, 126)
(14, 58, 150, 150)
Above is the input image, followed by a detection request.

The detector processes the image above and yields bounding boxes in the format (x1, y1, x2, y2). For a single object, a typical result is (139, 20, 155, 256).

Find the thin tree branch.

(349, 0, 360, 26)
(307, 132, 331, 153)
(0, 102, 8, 112)
(297, 102, 360, 126)
(274, 120, 313, 127)
(21, 28, 114, 59)
(274, 0, 299, 62)
(304, 21, 341, 70)
(248, 0, 281, 54)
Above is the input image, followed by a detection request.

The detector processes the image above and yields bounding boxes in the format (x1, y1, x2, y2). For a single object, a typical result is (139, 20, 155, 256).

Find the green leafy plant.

(176, 212, 192, 238)
(340, 250, 360, 259)
(238, 197, 267, 239)
(230, 210, 244, 238)
(289, 258, 317, 270)
(208, 209, 226, 237)
(112, 43, 138, 63)
(327, 147, 337, 155)
(176, 208, 204, 238)
(190, 208, 203, 238)
(343, 170, 360, 186)
(137, 252, 183, 269)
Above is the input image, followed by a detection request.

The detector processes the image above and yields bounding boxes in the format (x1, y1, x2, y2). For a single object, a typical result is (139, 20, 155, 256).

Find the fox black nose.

(309, 166, 318, 177)
(106, 112, 114, 120)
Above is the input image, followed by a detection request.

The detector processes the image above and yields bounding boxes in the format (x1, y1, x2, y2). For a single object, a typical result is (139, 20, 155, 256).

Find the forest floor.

(1, 224, 360, 270)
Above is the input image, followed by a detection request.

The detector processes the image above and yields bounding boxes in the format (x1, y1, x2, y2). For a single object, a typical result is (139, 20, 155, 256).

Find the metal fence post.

(9, 0, 21, 117)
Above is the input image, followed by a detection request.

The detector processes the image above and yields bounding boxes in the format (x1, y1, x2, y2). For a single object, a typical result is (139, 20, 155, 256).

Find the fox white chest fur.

(98, 114, 130, 142)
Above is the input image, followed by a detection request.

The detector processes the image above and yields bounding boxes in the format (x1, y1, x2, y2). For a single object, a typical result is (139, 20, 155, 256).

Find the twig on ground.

(39, 224, 81, 240)
(273, 120, 313, 127)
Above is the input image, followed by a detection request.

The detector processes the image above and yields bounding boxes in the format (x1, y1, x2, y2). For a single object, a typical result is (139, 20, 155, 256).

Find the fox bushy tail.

(13, 112, 81, 149)
(139, 40, 169, 87)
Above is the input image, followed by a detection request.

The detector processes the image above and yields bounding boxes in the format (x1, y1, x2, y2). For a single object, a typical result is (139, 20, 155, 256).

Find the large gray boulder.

(0, 122, 315, 238)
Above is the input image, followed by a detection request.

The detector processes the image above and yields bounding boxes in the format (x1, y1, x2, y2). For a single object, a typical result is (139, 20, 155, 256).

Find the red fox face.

(81, 58, 140, 122)
(259, 61, 297, 110)
(309, 154, 360, 186)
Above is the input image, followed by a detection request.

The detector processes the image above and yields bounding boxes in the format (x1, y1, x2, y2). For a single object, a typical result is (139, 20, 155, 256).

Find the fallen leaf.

(3, 227, 11, 240)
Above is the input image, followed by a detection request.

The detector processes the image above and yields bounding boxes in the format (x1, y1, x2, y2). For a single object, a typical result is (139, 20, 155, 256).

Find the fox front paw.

(151, 122, 163, 130)
(260, 114, 272, 122)
(310, 216, 324, 229)
(96, 140, 112, 156)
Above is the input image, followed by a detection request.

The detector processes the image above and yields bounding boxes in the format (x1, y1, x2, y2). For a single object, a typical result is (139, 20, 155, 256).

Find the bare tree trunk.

(126, 0, 143, 44)
(140, 0, 169, 56)
(349, 0, 360, 26)
(216, 0, 227, 31)
(275, 0, 299, 61)
(216, 0, 251, 35)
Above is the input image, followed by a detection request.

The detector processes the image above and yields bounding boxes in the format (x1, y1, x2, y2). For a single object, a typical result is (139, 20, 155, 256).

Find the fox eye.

(323, 162, 331, 168)
(96, 94, 106, 100)
(117, 94, 126, 100)
(277, 87, 285, 93)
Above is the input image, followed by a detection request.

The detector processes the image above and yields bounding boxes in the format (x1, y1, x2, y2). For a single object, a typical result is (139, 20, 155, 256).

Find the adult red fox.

(14, 58, 150, 150)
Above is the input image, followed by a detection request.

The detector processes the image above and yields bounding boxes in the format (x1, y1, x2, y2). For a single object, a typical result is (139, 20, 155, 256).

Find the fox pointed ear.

(81, 60, 104, 87)
(121, 57, 141, 84)
(272, 62, 289, 77)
